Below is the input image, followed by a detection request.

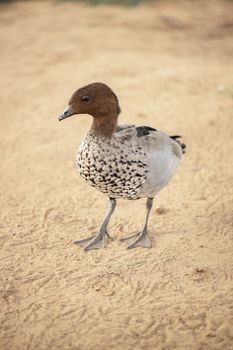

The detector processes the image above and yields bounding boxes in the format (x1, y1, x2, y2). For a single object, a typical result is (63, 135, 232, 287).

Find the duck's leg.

(74, 197, 116, 251)
(120, 198, 153, 249)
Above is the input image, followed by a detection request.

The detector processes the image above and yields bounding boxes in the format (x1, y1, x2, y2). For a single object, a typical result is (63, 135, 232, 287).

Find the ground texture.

(0, 1, 233, 349)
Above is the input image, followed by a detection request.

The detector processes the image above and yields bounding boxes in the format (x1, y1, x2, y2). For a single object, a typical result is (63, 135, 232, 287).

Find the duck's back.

(76, 125, 184, 199)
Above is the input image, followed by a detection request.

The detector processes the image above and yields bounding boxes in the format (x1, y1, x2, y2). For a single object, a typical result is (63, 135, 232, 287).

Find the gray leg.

(74, 198, 116, 251)
(120, 198, 153, 249)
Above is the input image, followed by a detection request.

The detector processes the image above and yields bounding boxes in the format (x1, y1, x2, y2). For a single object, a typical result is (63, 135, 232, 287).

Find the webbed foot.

(120, 231, 152, 249)
(74, 232, 112, 251)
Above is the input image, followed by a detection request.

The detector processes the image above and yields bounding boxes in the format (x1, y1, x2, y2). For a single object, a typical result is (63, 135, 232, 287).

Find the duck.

(58, 82, 185, 251)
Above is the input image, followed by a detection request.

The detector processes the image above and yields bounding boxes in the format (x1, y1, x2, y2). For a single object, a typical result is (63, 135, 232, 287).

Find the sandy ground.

(0, 0, 233, 349)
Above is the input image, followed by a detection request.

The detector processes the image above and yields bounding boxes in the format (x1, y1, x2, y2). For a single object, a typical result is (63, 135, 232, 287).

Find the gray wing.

(114, 125, 184, 159)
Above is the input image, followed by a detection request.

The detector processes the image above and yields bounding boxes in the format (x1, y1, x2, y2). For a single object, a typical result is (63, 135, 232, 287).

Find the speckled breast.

(76, 135, 148, 200)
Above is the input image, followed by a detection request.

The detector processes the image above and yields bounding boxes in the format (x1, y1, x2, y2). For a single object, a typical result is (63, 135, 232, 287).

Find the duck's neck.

(90, 114, 118, 139)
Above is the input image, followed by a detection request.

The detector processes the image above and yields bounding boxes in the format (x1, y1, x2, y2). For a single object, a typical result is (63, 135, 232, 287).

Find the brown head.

(58, 82, 121, 138)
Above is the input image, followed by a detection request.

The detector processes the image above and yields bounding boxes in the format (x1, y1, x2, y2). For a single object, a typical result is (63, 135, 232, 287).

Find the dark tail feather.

(170, 135, 186, 154)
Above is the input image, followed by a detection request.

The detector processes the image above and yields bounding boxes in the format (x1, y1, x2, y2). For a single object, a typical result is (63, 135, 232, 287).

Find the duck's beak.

(58, 105, 75, 121)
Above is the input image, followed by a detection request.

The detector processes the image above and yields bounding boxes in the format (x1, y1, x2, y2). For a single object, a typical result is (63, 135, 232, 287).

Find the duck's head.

(58, 82, 121, 122)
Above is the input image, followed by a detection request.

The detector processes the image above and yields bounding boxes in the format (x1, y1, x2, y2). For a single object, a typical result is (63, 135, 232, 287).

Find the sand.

(0, 0, 233, 349)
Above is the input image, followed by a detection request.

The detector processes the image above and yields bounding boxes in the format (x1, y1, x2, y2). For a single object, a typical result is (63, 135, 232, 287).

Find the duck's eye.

(81, 95, 91, 102)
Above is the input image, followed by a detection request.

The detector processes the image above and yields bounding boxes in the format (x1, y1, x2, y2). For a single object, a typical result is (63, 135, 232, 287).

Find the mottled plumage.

(58, 82, 186, 250)
(77, 126, 182, 200)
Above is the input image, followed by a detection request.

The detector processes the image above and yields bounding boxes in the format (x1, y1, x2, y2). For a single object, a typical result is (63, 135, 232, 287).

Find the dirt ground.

(0, 0, 233, 349)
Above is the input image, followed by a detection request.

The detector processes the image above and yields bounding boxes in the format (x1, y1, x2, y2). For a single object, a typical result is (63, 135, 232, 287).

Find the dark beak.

(58, 105, 75, 121)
